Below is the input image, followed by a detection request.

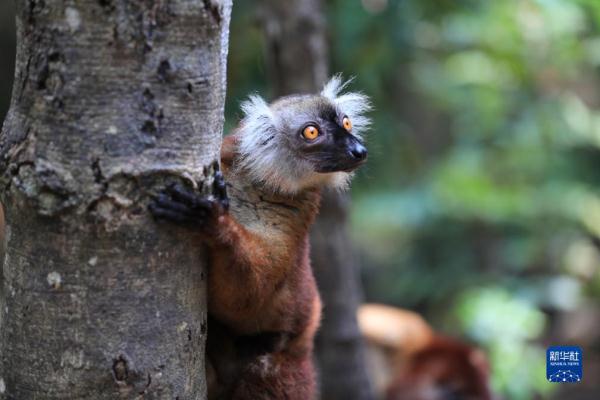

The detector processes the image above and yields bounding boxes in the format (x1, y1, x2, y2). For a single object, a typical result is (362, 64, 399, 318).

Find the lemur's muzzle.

(314, 132, 367, 173)
(349, 141, 368, 162)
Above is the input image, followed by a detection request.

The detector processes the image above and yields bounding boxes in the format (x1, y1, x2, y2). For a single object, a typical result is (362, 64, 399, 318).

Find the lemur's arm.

(149, 156, 294, 330)
(149, 137, 238, 242)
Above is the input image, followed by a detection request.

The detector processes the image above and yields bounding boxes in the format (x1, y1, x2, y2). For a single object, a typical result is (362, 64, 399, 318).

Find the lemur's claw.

(168, 184, 212, 209)
(149, 202, 189, 224)
(149, 183, 214, 228)
(212, 169, 229, 211)
(149, 162, 229, 228)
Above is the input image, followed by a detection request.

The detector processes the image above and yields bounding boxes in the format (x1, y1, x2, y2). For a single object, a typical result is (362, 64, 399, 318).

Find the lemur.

(149, 76, 370, 399)
(358, 304, 492, 400)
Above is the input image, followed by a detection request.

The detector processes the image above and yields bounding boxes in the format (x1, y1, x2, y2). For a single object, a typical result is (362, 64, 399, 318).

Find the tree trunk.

(310, 192, 374, 400)
(259, 0, 328, 96)
(0, 1, 231, 399)
(259, 1, 373, 399)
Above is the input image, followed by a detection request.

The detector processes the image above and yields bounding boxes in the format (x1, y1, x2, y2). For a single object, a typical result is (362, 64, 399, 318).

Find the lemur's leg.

(230, 296, 320, 400)
(231, 352, 315, 400)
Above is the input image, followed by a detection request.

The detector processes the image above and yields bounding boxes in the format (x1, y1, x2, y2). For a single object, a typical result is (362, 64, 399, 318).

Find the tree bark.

(259, 1, 373, 399)
(0, 1, 231, 399)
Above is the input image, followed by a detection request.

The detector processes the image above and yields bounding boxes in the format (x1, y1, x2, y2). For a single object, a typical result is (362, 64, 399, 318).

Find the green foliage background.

(1, 0, 599, 398)
(225, 1, 600, 398)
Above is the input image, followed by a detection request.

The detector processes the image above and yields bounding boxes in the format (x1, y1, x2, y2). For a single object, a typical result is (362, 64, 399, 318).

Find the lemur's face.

(237, 76, 371, 194)
(271, 96, 367, 174)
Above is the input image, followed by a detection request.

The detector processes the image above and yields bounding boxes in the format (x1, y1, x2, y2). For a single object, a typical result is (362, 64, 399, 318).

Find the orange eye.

(302, 125, 319, 140)
(343, 116, 352, 131)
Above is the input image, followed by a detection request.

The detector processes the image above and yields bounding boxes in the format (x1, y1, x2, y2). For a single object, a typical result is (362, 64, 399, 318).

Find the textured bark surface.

(259, 1, 373, 399)
(0, 1, 231, 399)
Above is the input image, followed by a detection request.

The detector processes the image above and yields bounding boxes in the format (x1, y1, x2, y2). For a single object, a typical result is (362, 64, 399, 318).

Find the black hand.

(149, 183, 215, 228)
(149, 164, 229, 229)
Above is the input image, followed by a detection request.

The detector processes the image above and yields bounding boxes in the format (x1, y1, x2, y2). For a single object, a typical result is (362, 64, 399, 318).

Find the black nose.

(350, 143, 368, 160)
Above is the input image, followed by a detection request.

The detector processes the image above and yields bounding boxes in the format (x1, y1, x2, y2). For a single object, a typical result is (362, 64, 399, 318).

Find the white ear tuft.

(237, 94, 278, 177)
(322, 74, 372, 139)
(240, 94, 273, 120)
(321, 74, 353, 100)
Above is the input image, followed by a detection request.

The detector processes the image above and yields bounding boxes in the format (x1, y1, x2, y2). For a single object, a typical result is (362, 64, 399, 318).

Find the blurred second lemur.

(358, 304, 492, 400)
(150, 76, 370, 399)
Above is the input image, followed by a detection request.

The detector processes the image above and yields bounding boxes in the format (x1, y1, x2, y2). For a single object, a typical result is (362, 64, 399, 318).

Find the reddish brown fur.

(206, 135, 322, 400)
(386, 336, 491, 400)
(359, 304, 492, 400)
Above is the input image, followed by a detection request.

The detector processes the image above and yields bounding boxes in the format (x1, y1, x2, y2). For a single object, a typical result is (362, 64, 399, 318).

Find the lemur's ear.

(241, 94, 272, 120)
(238, 94, 276, 150)
(237, 94, 282, 188)
(321, 74, 372, 139)
(321, 74, 352, 100)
